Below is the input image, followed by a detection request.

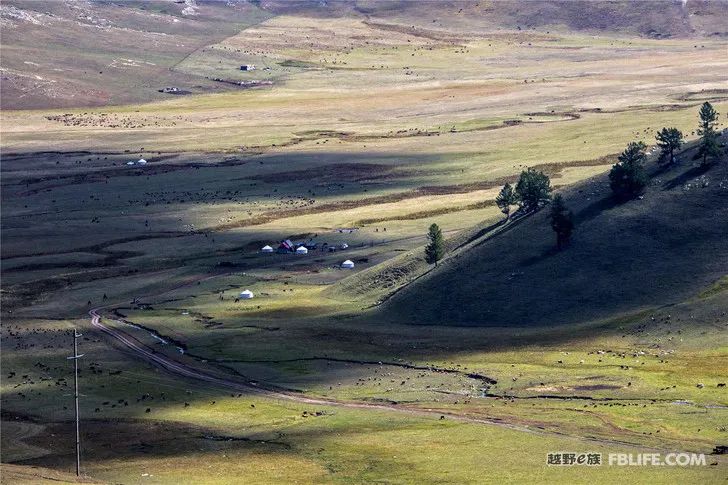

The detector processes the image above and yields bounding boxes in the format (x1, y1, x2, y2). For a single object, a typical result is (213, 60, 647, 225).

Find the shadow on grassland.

(378, 154, 728, 328)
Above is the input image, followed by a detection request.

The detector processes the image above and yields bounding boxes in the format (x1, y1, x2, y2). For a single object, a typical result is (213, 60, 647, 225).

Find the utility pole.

(67, 328, 84, 477)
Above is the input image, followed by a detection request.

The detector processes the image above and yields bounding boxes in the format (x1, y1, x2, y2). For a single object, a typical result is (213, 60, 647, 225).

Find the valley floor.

(2, 7, 728, 484)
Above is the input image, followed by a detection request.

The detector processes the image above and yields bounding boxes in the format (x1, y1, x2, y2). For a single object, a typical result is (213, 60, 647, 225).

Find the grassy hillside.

(0, 0, 272, 109)
(3, 0, 727, 110)
(384, 143, 728, 327)
(261, 0, 728, 39)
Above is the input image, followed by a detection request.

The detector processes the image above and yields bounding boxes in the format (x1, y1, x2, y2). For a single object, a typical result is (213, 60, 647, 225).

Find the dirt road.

(89, 308, 683, 452)
(90, 308, 497, 415)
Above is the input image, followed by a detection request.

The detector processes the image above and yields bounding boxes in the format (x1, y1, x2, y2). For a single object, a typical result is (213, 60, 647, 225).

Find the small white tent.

(239, 290, 254, 299)
(295, 246, 308, 255)
(340, 243, 349, 249)
(137, 158, 148, 165)
(126, 161, 135, 165)
(261, 245, 274, 253)
(341, 260, 355, 269)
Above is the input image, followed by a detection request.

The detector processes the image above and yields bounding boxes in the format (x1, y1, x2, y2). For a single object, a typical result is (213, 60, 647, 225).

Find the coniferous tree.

(697, 102, 721, 166)
(424, 223, 445, 265)
(609, 141, 648, 200)
(515, 168, 552, 212)
(550, 194, 574, 250)
(655, 127, 683, 165)
(495, 183, 517, 220)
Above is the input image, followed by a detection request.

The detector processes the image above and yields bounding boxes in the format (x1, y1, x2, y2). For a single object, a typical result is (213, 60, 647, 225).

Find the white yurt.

(126, 161, 135, 165)
(295, 246, 308, 255)
(137, 158, 148, 165)
(261, 245, 274, 253)
(340, 243, 349, 249)
(341, 259, 355, 269)
(239, 290, 254, 299)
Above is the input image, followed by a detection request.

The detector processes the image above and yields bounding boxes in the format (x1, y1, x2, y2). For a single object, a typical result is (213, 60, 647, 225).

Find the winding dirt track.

(89, 308, 681, 451)
(90, 308, 497, 415)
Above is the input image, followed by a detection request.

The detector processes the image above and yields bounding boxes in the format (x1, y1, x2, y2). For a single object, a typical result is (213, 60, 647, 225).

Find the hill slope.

(0, 0, 271, 109)
(260, 0, 728, 38)
(383, 147, 728, 327)
(3, 0, 727, 109)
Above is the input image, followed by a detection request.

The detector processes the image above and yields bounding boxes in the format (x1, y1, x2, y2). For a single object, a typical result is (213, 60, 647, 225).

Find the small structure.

(340, 243, 349, 249)
(126, 161, 135, 165)
(240, 64, 256, 71)
(137, 158, 147, 165)
(239, 290, 254, 299)
(277, 239, 294, 253)
(295, 246, 309, 255)
(260, 245, 274, 253)
(341, 260, 355, 269)
(160, 87, 179, 93)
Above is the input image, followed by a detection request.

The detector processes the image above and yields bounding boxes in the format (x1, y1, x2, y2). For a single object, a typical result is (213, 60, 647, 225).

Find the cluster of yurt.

(257, 239, 355, 270)
(260, 239, 345, 255)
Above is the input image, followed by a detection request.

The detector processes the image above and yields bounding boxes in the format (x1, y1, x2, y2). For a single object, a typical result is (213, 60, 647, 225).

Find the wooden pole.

(68, 329, 84, 477)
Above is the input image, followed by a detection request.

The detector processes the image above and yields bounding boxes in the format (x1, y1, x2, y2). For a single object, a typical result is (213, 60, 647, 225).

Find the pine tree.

(550, 194, 574, 250)
(424, 223, 445, 265)
(515, 168, 552, 212)
(697, 102, 721, 166)
(609, 141, 648, 200)
(655, 127, 683, 165)
(495, 183, 517, 220)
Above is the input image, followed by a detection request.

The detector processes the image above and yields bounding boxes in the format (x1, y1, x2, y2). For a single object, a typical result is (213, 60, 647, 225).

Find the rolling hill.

(0, 0, 272, 109)
(256, 0, 728, 38)
(2, 0, 727, 109)
(382, 142, 728, 327)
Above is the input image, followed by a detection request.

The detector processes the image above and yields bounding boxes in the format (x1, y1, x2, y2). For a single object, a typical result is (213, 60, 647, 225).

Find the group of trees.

(654, 102, 721, 167)
(495, 167, 552, 219)
(426, 167, 564, 264)
(425, 102, 723, 263)
(609, 101, 722, 200)
(427, 166, 567, 264)
(499, 168, 572, 250)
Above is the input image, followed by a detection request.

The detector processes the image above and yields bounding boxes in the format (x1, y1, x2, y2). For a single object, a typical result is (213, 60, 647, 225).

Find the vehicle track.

(89, 307, 688, 452)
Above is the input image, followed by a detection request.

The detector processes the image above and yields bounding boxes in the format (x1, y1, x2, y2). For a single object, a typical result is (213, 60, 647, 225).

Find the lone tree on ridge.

(425, 223, 445, 265)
